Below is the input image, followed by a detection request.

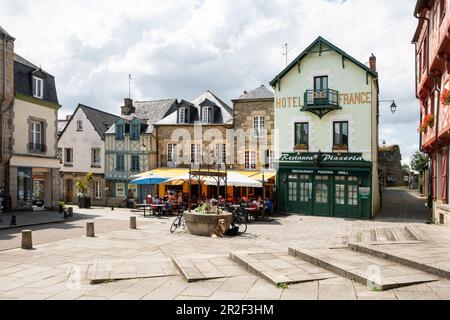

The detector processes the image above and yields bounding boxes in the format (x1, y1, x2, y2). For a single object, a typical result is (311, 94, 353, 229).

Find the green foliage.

(76, 172, 95, 196)
(277, 283, 289, 289)
(58, 201, 66, 207)
(194, 203, 221, 214)
(410, 151, 429, 172)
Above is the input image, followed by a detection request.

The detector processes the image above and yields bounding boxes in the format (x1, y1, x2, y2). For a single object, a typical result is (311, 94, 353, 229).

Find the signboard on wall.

(279, 152, 368, 164)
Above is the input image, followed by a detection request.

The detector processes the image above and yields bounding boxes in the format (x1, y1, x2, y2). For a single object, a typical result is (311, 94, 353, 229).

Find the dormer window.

(32, 76, 43, 99)
(202, 107, 212, 123)
(116, 122, 125, 140)
(130, 120, 140, 140)
(178, 107, 188, 124)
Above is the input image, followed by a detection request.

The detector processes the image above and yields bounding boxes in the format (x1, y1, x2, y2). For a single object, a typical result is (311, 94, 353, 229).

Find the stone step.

(288, 247, 438, 291)
(230, 251, 336, 286)
(171, 255, 236, 282)
(348, 226, 424, 245)
(348, 242, 450, 280)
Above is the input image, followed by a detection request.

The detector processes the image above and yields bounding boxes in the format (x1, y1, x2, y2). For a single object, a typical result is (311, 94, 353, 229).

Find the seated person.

(146, 193, 153, 204)
(226, 194, 234, 203)
(241, 195, 248, 203)
(265, 198, 273, 216)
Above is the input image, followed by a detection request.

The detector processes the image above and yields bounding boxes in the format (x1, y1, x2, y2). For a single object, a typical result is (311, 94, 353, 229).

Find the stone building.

(1, 26, 61, 210)
(378, 144, 405, 187)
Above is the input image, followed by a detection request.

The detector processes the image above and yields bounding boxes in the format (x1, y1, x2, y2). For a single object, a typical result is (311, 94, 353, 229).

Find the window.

(131, 155, 140, 172)
(94, 181, 101, 199)
(32, 76, 43, 99)
(422, 37, 427, 72)
(288, 175, 297, 201)
(31, 121, 42, 145)
(57, 148, 62, 164)
(76, 120, 83, 131)
(314, 76, 328, 91)
(253, 116, 265, 138)
(168, 143, 177, 163)
(191, 144, 201, 164)
(91, 148, 101, 167)
(116, 123, 124, 140)
(348, 185, 358, 206)
(299, 182, 312, 202)
(130, 122, 140, 140)
(203, 107, 212, 123)
(333, 121, 348, 149)
(116, 154, 125, 171)
(115, 183, 125, 197)
(64, 148, 73, 165)
(265, 150, 274, 169)
(244, 150, 256, 170)
(335, 176, 346, 205)
(216, 143, 226, 164)
(128, 184, 137, 199)
(178, 107, 188, 124)
(295, 122, 309, 146)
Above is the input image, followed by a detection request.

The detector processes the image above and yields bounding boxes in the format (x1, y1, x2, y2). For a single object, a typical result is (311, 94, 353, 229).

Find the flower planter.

(77, 196, 91, 209)
(184, 211, 233, 237)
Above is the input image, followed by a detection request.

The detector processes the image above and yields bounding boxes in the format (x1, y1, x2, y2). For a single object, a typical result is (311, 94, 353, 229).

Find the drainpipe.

(1, 33, 7, 163)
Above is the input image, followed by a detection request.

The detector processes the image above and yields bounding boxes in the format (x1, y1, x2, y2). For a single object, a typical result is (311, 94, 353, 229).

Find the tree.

(410, 151, 429, 172)
(402, 163, 411, 173)
(76, 172, 95, 197)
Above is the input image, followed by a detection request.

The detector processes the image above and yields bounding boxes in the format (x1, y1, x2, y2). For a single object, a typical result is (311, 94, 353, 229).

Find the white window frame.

(265, 150, 274, 169)
(203, 107, 212, 123)
(216, 143, 226, 164)
(191, 144, 201, 164)
(31, 121, 42, 145)
(94, 180, 101, 199)
(244, 150, 256, 170)
(168, 143, 177, 164)
(253, 116, 265, 138)
(179, 107, 187, 124)
(91, 148, 101, 167)
(32, 76, 43, 99)
(76, 120, 83, 131)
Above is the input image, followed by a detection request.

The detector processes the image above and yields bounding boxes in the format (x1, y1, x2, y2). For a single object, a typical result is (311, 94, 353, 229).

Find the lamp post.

(379, 100, 397, 114)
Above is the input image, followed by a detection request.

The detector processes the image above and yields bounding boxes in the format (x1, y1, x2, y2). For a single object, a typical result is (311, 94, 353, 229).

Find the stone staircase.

(347, 225, 426, 244)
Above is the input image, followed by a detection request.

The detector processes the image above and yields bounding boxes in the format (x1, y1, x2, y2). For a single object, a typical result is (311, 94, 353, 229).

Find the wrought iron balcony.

(301, 89, 342, 118)
(28, 143, 47, 153)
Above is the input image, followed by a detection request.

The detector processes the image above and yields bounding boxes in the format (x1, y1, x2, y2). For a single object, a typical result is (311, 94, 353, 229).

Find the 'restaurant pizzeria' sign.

(278, 152, 367, 163)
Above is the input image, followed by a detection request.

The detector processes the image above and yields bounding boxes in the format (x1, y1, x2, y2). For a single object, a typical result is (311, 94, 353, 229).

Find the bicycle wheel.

(236, 215, 247, 234)
(170, 217, 179, 233)
(181, 217, 186, 229)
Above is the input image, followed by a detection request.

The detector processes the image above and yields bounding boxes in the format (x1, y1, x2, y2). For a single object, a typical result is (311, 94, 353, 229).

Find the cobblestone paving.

(0, 191, 449, 300)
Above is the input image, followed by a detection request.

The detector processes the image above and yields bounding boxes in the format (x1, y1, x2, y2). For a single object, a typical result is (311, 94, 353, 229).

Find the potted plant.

(58, 200, 66, 213)
(76, 172, 94, 208)
(294, 144, 308, 151)
(441, 89, 450, 106)
(185, 203, 232, 236)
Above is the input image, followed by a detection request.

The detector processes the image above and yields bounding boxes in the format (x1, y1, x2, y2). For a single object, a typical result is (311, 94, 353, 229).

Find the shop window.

(333, 121, 348, 149)
(288, 175, 297, 201)
(295, 122, 309, 148)
(335, 183, 345, 205)
(299, 182, 312, 202)
(348, 185, 358, 206)
(315, 183, 328, 203)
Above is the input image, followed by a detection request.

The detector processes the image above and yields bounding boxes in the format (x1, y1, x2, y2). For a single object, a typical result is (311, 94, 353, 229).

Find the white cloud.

(0, 0, 421, 160)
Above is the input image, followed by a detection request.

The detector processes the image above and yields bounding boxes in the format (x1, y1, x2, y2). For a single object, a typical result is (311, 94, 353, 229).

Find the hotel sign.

(279, 153, 366, 163)
(275, 92, 371, 109)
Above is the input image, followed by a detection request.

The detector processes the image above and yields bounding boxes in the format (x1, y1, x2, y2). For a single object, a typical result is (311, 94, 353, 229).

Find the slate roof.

(123, 99, 178, 124)
(156, 90, 233, 125)
(14, 53, 59, 105)
(59, 104, 122, 140)
(233, 85, 274, 101)
(58, 119, 69, 135)
(0, 25, 15, 40)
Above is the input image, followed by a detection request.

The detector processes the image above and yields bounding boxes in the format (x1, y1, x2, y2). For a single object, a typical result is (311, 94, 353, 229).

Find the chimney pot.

(121, 98, 135, 116)
(369, 53, 376, 72)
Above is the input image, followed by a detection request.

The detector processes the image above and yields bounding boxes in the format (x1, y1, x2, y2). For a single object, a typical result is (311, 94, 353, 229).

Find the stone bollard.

(68, 207, 73, 217)
(130, 216, 137, 229)
(86, 222, 95, 237)
(21, 230, 33, 250)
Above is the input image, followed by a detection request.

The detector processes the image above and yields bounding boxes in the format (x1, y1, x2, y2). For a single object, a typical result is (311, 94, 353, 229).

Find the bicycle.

(170, 210, 186, 233)
(230, 205, 248, 234)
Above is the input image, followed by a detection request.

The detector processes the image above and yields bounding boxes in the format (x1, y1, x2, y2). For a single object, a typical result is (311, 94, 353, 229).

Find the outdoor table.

(151, 204, 165, 218)
(136, 204, 152, 217)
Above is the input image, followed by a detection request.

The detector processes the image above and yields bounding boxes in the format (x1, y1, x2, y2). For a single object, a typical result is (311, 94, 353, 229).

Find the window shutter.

(442, 148, 448, 203)
(433, 154, 437, 200)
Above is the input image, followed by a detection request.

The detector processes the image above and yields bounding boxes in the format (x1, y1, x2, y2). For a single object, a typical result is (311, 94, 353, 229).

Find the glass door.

(313, 175, 330, 216)
(334, 176, 347, 217)
(18, 167, 32, 209)
(286, 174, 299, 212)
(298, 175, 312, 214)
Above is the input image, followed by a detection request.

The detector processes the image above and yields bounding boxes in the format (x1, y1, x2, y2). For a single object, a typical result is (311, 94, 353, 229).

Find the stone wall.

(435, 202, 450, 226)
(232, 98, 274, 170)
(378, 144, 405, 187)
(0, 33, 15, 188)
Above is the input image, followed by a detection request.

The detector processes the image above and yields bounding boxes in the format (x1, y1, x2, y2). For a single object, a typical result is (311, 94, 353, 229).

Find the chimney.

(121, 98, 135, 116)
(369, 53, 376, 72)
(243, 90, 248, 95)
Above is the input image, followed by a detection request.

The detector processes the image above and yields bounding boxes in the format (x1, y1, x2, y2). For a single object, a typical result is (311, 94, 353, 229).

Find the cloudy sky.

(1, 0, 418, 164)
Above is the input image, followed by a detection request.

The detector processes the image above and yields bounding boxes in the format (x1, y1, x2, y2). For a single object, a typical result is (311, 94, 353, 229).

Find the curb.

(0, 216, 71, 230)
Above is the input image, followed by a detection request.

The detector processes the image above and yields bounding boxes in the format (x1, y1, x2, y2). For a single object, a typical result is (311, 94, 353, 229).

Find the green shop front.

(276, 152, 373, 219)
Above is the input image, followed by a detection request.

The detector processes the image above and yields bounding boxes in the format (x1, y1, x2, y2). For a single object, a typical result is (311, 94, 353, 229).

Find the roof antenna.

(128, 73, 132, 99)
(282, 43, 292, 67)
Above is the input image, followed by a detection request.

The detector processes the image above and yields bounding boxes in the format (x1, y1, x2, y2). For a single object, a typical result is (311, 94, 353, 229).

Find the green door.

(286, 174, 300, 212)
(347, 176, 360, 217)
(334, 176, 347, 217)
(298, 174, 312, 214)
(313, 175, 331, 216)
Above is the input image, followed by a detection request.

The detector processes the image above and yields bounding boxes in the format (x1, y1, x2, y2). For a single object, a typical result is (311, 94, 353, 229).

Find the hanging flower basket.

(425, 113, 435, 128)
(441, 89, 450, 106)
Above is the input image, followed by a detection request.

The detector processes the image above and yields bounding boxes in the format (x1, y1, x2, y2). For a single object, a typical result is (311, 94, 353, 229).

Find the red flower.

(441, 89, 450, 105)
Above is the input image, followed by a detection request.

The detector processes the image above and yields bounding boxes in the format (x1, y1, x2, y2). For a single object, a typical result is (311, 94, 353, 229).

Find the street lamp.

(379, 100, 397, 114)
